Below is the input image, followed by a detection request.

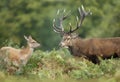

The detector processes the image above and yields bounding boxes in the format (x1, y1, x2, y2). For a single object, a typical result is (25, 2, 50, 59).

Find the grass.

(0, 48, 120, 82)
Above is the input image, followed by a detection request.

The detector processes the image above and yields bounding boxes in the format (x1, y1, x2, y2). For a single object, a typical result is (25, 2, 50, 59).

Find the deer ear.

(28, 35, 33, 39)
(24, 35, 29, 41)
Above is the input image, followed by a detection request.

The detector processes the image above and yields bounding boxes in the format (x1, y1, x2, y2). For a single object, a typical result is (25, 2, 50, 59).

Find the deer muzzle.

(59, 42, 69, 48)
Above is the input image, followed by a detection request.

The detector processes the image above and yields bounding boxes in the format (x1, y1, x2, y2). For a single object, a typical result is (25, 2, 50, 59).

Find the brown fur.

(60, 34, 120, 63)
(0, 36, 40, 69)
(53, 7, 120, 63)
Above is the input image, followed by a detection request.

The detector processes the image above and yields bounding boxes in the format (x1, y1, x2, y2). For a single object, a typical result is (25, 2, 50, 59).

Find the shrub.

(0, 48, 120, 82)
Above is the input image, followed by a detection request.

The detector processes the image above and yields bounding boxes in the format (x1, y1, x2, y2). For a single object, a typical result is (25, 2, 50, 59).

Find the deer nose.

(38, 43, 40, 47)
(35, 43, 40, 48)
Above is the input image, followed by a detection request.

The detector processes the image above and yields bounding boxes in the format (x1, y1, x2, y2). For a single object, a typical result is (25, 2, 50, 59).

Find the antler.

(53, 5, 91, 35)
(53, 9, 71, 35)
(68, 5, 92, 33)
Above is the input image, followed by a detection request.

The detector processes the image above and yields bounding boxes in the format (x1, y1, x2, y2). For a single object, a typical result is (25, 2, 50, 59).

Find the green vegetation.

(0, 0, 120, 82)
(0, 0, 120, 50)
(0, 49, 120, 82)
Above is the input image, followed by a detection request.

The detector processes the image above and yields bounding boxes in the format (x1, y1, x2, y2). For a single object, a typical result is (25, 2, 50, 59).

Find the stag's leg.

(88, 55, 100, 64)
(117, 53, 120, 58)
(112, 53, 118, 58)
(116, 49, 120, 58)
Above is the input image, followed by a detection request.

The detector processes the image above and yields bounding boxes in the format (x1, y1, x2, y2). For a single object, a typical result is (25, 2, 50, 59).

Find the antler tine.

(53, 9, 71, 34)
(63, 10, 71, 20)
(78, 5, 91, 25)
(69, 5, 91, 33)
(53, 19, 63, 33)
(53, 9, 64, 34)
(69, 23, 72, 32)
(57, 9, 60, 15)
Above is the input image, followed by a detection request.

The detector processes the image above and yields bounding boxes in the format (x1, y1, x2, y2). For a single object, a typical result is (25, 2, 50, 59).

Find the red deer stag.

(53, 6, 120, 64)
(0, 35, 40, 71)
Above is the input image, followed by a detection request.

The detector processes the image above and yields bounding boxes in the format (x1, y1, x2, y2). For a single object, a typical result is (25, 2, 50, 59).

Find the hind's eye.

(32, 41, 35, 43)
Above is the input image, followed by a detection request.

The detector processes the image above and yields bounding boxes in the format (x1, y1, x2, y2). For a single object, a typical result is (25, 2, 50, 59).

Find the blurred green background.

(0, 0, 120, 50)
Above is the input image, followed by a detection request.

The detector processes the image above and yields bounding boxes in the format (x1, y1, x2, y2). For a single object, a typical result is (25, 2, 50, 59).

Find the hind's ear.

(28, 35, 33, 40)
(24, 35, 29, 41)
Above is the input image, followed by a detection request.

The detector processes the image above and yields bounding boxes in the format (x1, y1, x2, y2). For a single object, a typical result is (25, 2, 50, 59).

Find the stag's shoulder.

(99, 37, 120, 41)
(108, 37, 120, 40)
(84, 37, 120, 44)
(75, 37, 120, 44)
(86, 37, 120, 40)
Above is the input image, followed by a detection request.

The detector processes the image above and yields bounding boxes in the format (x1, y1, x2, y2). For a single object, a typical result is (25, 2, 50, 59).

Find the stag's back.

(85, 37, 120, 57)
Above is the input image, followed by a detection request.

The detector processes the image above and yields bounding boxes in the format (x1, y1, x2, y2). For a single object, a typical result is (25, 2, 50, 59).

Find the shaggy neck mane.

(68, 37, 84, 56)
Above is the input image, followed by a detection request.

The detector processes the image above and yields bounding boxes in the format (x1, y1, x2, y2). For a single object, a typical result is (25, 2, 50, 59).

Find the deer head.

(53, 5, 91, 48)
(24, 35, 40, 48)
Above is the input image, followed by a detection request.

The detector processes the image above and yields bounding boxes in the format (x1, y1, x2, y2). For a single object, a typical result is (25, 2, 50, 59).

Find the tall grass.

(0, 48, 120, 82)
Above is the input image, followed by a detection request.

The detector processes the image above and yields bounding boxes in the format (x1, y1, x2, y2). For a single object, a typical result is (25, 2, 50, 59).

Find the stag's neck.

(71, 37, 84, 47)
(68, 37, 87, 56)
(69, 38, 93, 56)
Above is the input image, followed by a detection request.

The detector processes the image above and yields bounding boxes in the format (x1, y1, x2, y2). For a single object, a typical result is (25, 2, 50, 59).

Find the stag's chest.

(68, 39, 91, 56)
(68, 45, 83, 57)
